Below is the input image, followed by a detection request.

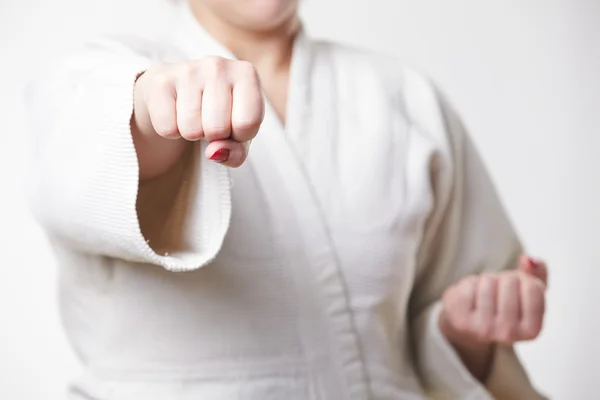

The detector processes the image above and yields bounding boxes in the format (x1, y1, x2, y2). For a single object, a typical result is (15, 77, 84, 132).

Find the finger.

(202, 78, 232, 142)
(205, 139, 248, 168)
(176, 85, 204, 141)
(454, 276, 478, 332)
(519, 276, 545, 340)
(454, 276, 477, 315)
(442, 276, 477, 332)
(518, 255, 549, 287)
(473, 274, 497, 341)
(495, 272, 520, 344)
(230, 63, 264, 142)
(147, 75, 179, 139)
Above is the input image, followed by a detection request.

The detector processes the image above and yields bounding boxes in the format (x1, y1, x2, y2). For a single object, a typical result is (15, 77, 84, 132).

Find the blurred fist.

(135, 56, 264, 168)
(440, 255, 548, 346)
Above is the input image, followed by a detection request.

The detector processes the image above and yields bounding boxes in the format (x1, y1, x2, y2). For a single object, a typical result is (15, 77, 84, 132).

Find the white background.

(0, 0, 598, 398)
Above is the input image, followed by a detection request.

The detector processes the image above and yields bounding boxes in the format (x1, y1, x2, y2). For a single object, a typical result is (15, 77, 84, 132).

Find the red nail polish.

(527, 256, 538, 268)
(209, 149, 230, 163)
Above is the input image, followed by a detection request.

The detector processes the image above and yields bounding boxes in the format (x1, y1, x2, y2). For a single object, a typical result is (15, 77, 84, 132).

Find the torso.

(56, 6, 448, 400)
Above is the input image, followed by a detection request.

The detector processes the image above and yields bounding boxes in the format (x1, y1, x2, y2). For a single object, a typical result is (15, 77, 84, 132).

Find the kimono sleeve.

(24, 36, 231, 272)
(403, 70, 548, 399)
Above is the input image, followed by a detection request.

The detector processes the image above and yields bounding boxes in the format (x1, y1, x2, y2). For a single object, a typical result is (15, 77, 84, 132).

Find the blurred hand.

(440, 255, 548, 347)
(133, 56, 265, 179)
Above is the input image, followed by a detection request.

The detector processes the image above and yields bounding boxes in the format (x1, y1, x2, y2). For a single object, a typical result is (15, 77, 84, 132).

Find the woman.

(27, 0, 549, 398)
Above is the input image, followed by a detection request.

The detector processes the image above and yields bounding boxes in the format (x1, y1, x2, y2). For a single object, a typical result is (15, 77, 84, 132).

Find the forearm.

(452, 343, 494, 383)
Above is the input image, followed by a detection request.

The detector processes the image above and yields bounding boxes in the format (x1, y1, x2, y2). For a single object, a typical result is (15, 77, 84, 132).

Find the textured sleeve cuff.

(416, 302, 493, 400)
(32, 50, 231, 271)
(81, 59, 232, 271)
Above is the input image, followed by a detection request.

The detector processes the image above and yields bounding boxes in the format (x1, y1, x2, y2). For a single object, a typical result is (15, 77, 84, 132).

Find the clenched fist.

(440, 255, 548, 347)
(132, 56, 265, 180)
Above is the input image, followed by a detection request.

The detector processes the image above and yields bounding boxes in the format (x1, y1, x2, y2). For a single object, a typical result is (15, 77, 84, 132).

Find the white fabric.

(26, 2, 548, 399)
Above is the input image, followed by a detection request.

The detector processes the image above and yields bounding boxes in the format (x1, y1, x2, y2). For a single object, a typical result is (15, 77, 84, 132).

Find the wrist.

(439, 309, 495, 382)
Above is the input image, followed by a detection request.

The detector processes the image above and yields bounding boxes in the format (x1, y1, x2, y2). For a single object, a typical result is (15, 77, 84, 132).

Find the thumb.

(519, 255, 548, 287)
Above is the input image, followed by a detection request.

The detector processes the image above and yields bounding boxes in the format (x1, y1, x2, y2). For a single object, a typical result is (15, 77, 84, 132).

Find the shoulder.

(66, 33, 189, 65)
(63, 0, 190, 65)
(317, 39, 459, 147)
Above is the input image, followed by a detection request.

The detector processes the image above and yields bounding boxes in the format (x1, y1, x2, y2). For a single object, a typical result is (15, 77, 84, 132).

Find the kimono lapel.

(174, 5, 369, 398)
(250, 39, 370, 400)
(262, 40, 371, 400)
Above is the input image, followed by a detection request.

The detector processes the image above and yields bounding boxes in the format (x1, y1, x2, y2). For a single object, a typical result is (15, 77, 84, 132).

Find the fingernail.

(209, 149, 230, 163)
(527, 256, 539, 268)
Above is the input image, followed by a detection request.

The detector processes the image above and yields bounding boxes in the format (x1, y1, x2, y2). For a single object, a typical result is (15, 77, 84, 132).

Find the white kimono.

(26, 3, 547, 400)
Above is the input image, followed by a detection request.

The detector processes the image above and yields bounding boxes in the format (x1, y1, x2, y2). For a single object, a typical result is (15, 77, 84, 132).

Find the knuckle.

(442, 288, 454, 304)
(505, 272, 519, 285)
(235, 60, 258, 79)
(521, 324, 540, 340)
(231, 118, 260, 136)
(455, 281, 473, 303)
(204, 125, 231, 141)
(179, 127, 204, 141)
(460, 276, 476, 286)
(151, 71, 173, 91)
(201, 56, 227, 76)
(179, 62, 198, 81)
(458, 275, 474, 287)
(175, 109, 202, 140)
(155, 125, 179, 139)
(456, 288, 471, 304)
(480, 274, 496, 287)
